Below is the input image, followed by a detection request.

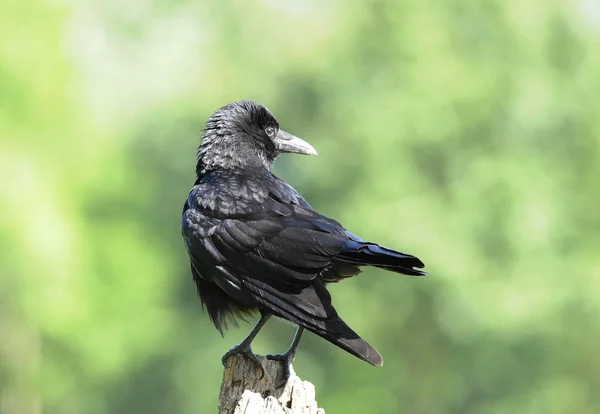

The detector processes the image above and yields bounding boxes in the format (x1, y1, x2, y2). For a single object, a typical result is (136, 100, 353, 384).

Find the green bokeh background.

(2, 0, 600, 413)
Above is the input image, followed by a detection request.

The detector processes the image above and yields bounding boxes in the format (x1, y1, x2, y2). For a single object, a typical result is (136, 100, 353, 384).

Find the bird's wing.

(183, 174, 424, 290)
(183, 180, 351, 292)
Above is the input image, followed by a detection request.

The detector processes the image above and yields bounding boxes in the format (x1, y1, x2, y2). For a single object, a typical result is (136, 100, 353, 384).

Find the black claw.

(266, 353, 295, 388)
(222, 344, 266, 379)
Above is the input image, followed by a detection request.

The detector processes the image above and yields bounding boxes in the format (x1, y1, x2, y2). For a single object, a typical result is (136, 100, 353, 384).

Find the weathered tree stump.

(219, 354, 325, 414)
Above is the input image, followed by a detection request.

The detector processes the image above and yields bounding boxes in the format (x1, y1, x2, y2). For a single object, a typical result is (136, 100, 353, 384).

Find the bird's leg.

(221, 314, 271, 379)
(266, 326, 304, 388)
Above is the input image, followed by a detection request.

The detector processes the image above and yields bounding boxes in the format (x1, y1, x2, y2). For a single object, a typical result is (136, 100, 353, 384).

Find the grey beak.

(274, 130, 318, 156)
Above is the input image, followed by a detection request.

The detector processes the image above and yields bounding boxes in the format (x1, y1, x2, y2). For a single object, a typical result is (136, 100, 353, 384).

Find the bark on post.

(219, 354, 325, 414)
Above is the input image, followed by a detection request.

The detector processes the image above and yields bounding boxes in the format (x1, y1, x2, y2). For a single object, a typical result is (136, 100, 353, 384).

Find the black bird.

(182, 100, 425, 384)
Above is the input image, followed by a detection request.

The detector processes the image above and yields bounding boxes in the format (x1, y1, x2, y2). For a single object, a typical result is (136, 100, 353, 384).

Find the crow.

(182, 100, 425, 385)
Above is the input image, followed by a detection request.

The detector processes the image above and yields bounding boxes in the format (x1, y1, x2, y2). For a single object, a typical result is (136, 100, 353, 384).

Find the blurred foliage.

(2, 0, 600, 413)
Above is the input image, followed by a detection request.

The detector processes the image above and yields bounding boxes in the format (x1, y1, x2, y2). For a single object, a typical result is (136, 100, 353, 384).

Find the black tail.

(317, 317, 383, 366)
(338, 241, 426, 276)
(241, 277, 383, 366)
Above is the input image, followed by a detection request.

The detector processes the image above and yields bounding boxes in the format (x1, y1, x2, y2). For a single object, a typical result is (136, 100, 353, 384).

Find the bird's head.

(196, 100, 317, 175)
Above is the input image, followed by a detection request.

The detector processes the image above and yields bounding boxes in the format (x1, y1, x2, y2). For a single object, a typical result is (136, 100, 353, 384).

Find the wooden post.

(218, 354, 325, 414)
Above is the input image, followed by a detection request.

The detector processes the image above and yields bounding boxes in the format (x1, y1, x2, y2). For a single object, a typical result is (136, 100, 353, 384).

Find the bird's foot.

(266, 351, 296, 388)
(222, 343, 266, 379)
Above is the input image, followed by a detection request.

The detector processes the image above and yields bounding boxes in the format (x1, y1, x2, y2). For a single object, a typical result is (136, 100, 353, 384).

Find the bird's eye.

(265, 126, 276, 137)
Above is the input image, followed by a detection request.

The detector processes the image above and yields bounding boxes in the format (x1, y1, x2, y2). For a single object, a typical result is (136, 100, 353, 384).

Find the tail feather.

(338, 241, 426, 276)
(241, 277, 383, 366)
(319, 320, 383, 366)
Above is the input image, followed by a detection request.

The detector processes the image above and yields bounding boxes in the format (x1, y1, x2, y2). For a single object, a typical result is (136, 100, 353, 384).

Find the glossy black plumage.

(182, 100, 425, 369)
